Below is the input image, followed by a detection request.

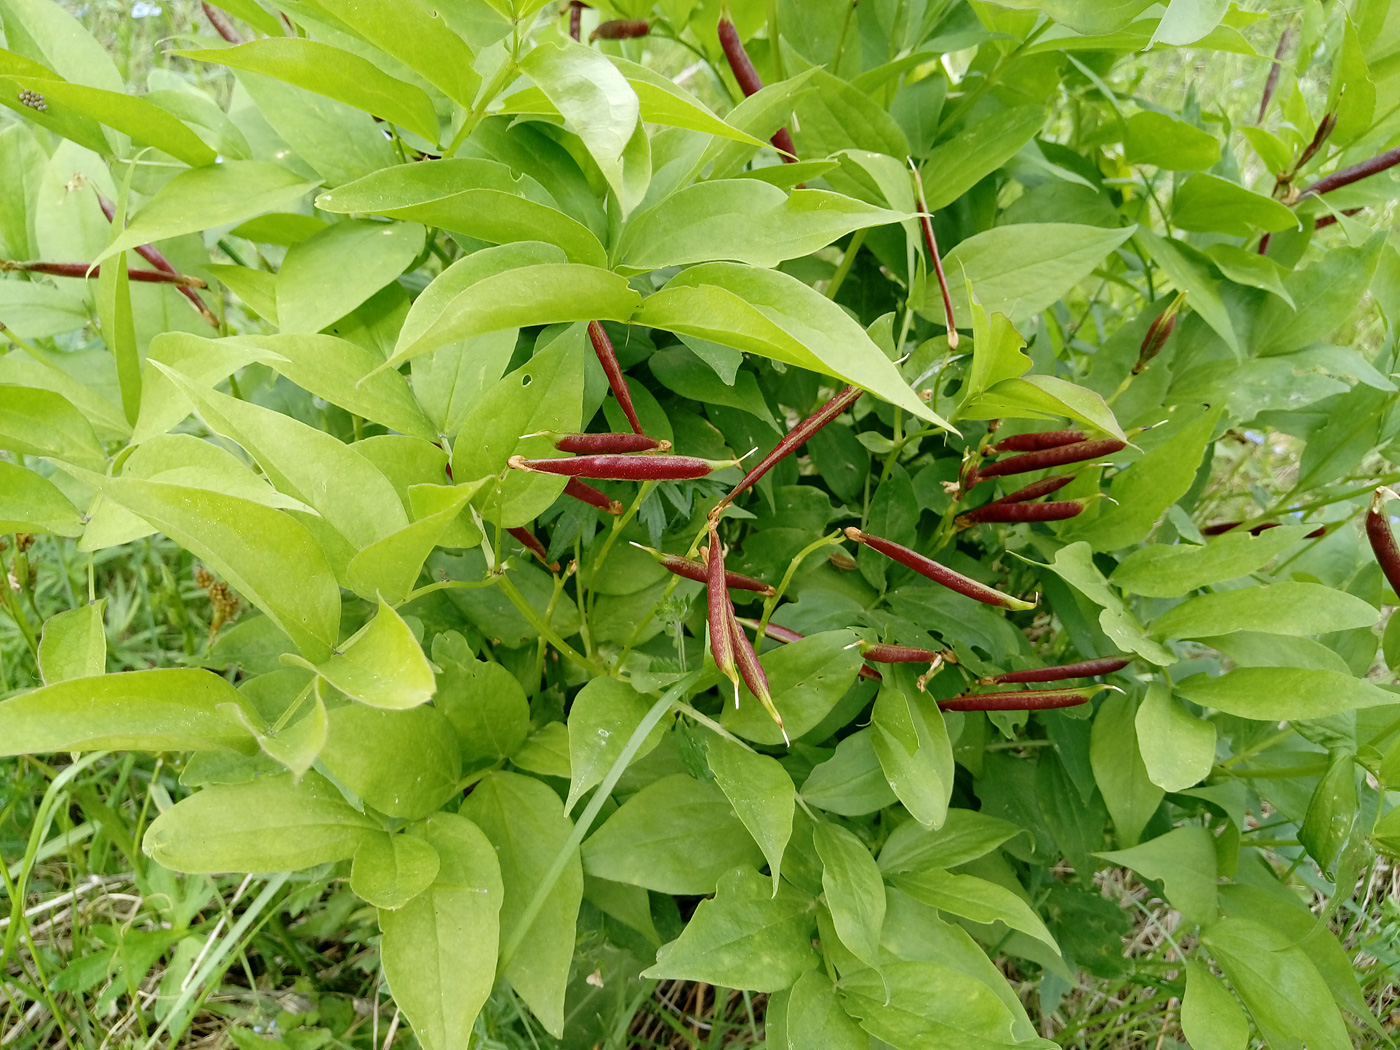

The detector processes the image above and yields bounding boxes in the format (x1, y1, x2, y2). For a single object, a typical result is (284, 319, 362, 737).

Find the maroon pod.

(588, 321, 644, 434)
(987, 430, 1086, 454)
(844, 528, 1036, 611)
(976, 437, 1127, 479)
(552, 432, 669, 454)
(982, 657, 1130, 685)
(1367, 488, 1400, 598)
(986, 475, 1075, 505)
(563, 477, 623, 515)
(635, 545, 777, 596)
(706, 527, 741, 703)
(716, 16, 798, 163)
(509, 454, 725, 480)
(591, 18, 649, 40)
(939, 686, 1101, 712)
(958, 500, 1086, 526)
(731, 614, 785, 740)
(507, 526, 559, 572)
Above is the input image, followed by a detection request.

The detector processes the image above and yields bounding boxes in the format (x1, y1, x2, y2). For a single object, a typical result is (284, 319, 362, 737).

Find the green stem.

(0, 546, 40, 662)
(755, 530, 844, 641)
(824, 228, 867, 300)
(445, 58, 519, 157)
(400, 576, 500, 605)
(672, 701, 755, 749)
(496, 572, 602, 676)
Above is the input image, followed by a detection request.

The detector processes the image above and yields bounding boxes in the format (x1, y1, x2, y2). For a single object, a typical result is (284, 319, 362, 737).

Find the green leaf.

(1123, 110, 1220, 170)
(1110, 526, 1311, 597)
(581, 773, 764, 894)
(1299, 750, 1358, 875)
(37, 600, 106, 683)
(0, 0, 123, 92)
(889, 867, 1059, 953)
(935, 223, 1135, 327)
(244, 683, 326, 778)
(95, 161, 320, 264)
(518, 42, 642, 213)
(343, 484, 477, 602)
(800, 728, 897, 817)
(1253, 234, 1385, 357)
(634, 264, 946, 428)
(617, 182, 905, 272)
(1090, 692, 1163, 847)
(378, 814, 502, 1050)
(917, 106, 1046, 211)
(1172, 174, 1298, 236)
(178, 40, 439, 143)
(459, 771, 580, 1038)
(1136, 228, 1240, 356)
(0, 667, 253, 756)
(642, 867, 819, 991)
(0, 282, 89, 341)
(316, 159, 606, 267)
(783, 969, 868, 1050)
(95, 247, 139, 427)
(0, 385, 107, 471)
(982, 0, 1154, 34)
(961, 374, 1125, 442)
(512, 721, 570, 779)
(814, 822, 886, 969)
(143, 771, 379, 873)
(319, 701, 458, 820)
(1203, 243, 1294, 306)
(1068, 405, 1221, 551)
(1202, 917, 1352, 1050)
(1097, 826, 1218, 925)
(609, 57, 767, 147)
(721, 629, 865, 745)
(870, 679, 955, 830)
(1151, 582, 1378, 640)
(351, 831, 440, 909)
(1181, 958, 1250, 1050)
(706, 735, 795, 892)
(1135, 683, 1215, 793)
(433, 635, 530, 767)
(1150, 0, 1230, 45)
(1033, 542, 1176, 665)
(300, 598, 436, 711)
(564, 677, 665, 813)
(274, 220, 424, 335)
(958, 299, 1030, 407)
(877, 809, 1023, 874)
(0, 462, 83, 536)
(86, 477, 341, 661)
(1176, 667, 1398, 721)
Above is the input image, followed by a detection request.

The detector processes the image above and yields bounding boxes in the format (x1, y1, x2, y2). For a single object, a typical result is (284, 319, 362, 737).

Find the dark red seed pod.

(845, 528, 1036, 611)
(563, 477, 623, 515)
(911, 163, 958, 349)
(983, 657, 1131, 685)
(1299, 144, 1400, 198)
(716, 16, 798, 163)
(507, 526, 559, 572)
(1201, 521, 1242, 536)
(737, 618, 882, 680)
(588, 321, 643, 435)
(552, 432, 669, 454)
(1314, 207, 1364, 230)
(2, 260, 208, 288)
(718, 385, 861, 512)
(202, 1, 243, 43)
(987, 475, 1075, 505)
(957, 500, 1086, 526)
(707, 524, 741, 701)
(590, 18, 649, 40)
(987, 430, 1087, 454)
(568, 1, 584, 40)
(976, 438, 1127, 479)
(97, 194, 219, 326)
(859, 642, 943, 665)
(730, 613, 786, 740)
(1133, 303, 1180, 375)
(1305, 525, 1327, 539)
(635, 544, 776, 596)
(1296, 110, 1337, 172)
(939, 687, 1100, 712)
(1367, 488, 1400, 597)
(509, 453, 724, 480)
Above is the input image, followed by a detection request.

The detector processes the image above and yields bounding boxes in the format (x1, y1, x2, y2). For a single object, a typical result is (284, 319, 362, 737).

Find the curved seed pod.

(958, 500, 1086, 526)
(1367, 488, 1400, 597)
(910, 162, 958, 349)
(716, 15, 799, 163)
(98, 194, 219, 326)
(976, 437, 1127, 479)
(1300, 144, 1400, 198)
(509, 453, 725, 480)
(987, 475, 1075, 505)
(939, 686, 1104, 712)
(202, 1, 243, 42)
(987, 429, 1087, 454)
(719, 385, 861, 511)
(552, 432, 669, 454)
(842, 526, 999, 603)
(707, 524, 741, 703)
(1, 260, 208, 288)
(587, 321, 643, 434)
(633, 544, 776, 595)
(738, 617, 883, 680)
(845, 528, 1036, 611)
(563, 477, 623, 515)
(731, 614, 786, 742)
(982, 657, 1131, 685)
(858, 642, 943, 664)
(507, 526, 559, 572)
(591, 18, 649, 40)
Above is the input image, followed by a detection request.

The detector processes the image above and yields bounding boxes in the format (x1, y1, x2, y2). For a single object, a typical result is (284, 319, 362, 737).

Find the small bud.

(1132, 293, 1186, 375)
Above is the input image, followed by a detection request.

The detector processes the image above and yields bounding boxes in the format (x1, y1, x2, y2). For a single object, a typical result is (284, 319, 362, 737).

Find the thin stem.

(824, 228, 866, 301)
(755, 531, 843, 641)
(495, 572, 602, 676)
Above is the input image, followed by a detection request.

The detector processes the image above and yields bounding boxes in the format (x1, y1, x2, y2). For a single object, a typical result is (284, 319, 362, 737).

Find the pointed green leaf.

(1181, 958, 1250, 1050)
(1090, 692, 1163, 847)
(1135, 683, 1215, 793)
(707, 734, 795, 891)
(1110, 526, 1311, 597)
(564, 677, 666, 813)
(1150, 582, 1378, 640)
(0, 462, 83, 536)
(1176, 667, 1397, 721)
(721, 630, 865, 745)
(1097, 826, 1218, 925)
(319, 701, 459, 820)
(37, 600, 105, 683)
(302, 598, 435, 711)
(814, 822, 885, 969)
(890, 867, 1059, 953)
(351, 831, 440, 909)
(877, 809, 1023, 874)
(274, 220, 424, 335)
(0, 385, 107, 470)
(871, 679, 955, 830)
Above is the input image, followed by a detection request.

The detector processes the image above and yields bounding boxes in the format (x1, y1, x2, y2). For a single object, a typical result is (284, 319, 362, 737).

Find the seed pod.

(1133, 293, 1185, 375)
(1296, 110, 1337, 172)
(591, 18, 649, 40)
(509, 453, 726, 480)
(858, 642, 944, 666)
(507, 526, 559, 572)
(957, 500, 1086, 526)
(731, 614, 786, 741)
(707, 524, 741, 703)
(588, 321, 644, 435)
(716, 15, 798, 163)
(987, 429, 1087, 454)
(98, 194, 219, 327)
(976, 437, 1127, 479)
(986, 475, 1075, 505)
(844, 527, 1036, 611)
(552, 432, 669, 454)
(719, 384, 861, 511)
(563, 477, 623, 515)
(982, 656, 1131, 685)
(910, 162, 958, 349)
(737, 618, 883, 680)
(568, 1, 586, 40)
(939, 686, 1101, 712)
(202, 1, 244, 42)
(634, 544, 776, 596)
(1367, 488, 1400, 598)
(1204, 520, 1326, 539)
(1, 260, 208, 288)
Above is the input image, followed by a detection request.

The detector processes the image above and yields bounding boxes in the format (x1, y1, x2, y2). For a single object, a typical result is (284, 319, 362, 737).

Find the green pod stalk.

(844, 528, 1036, 611)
